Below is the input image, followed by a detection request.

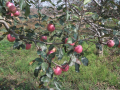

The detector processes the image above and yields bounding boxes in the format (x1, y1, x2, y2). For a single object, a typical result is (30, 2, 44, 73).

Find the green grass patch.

(0, 37, 120, 90)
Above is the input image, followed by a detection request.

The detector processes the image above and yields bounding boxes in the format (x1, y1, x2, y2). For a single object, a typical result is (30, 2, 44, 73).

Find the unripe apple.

(13, 11, 20, 17)
(118, 41, 120, 48)
(65, 38, 75, 46)
(40, 36, 47, 41)
(7, 34, 15, 42)
(26, 44, 31, 50)
(51, 47, 56, 52)
(8, 5, 16, 13)
(61, 63, 69, 72)
(47, 24, 55, 32)
(6, 2, 14, 8)
(53, 66, 62, 75)
(74, 45, 83, 53)
(107, 40, 115, 47)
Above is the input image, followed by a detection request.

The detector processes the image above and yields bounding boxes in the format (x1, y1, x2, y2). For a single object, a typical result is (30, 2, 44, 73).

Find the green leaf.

(67, 49, 74, 56)
(67, 37, 72, 43)
(34, 66, 41, 77)
(57, 0, 62, 4)
(59, 19, 64, 25)
(113, 30, 118, 35)
(113, 37, 119, 47)
(118, 21, 120, 26)
(41, 62, 48, 72)
(13, 41, 22, 49)
(41, 75, 50, 82)
(85, 12, 94, 15)
(19, 0, 24, 10)
(46, 67, 53, 78)
(72, 14, 79, 19)
(84, 0, 91, 5)
(48, 53, 55, 63)
(54, 81, 62, 90)
(92, 13, 99, 20)
(0, 67, 4, 73)
(40, 44, 47, 52)
(35, 23, 40, 28)
(20, 44, 25, 49)
(0, 33, 6, 41)
(35, 58, 43, 64)
(81, 57, 89, 66)
(37, 50, 46, 59)
(78, 40, 83, 45)
(96, 43, 102, 51)
(75, 63, 80, 72)
(57, 5, 63, 10)
(48, 45, 54, 51)
(71, 54, 77, 62)
(72, 4, 81, 11)
(56, 48, 63, 60)
(24, 3, 30, 17)
(42, 15, 48, 21)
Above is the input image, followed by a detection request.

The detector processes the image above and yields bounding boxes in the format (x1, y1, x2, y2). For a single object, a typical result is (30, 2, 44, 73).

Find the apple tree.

(0, 0, 120, 89)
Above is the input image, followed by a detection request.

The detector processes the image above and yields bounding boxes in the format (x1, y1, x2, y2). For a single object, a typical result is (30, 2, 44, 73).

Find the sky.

(31, 0, 64, 8)
(29, 0, 120, 8)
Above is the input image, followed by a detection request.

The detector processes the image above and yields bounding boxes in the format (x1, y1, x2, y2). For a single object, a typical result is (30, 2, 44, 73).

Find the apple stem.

(52, 61, 62, 67)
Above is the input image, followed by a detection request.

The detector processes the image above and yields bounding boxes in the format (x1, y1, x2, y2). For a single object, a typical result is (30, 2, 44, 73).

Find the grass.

(0, 36, 120, 90)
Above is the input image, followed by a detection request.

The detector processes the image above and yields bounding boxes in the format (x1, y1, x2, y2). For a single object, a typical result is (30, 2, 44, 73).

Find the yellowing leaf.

(29, 60, 35, 65)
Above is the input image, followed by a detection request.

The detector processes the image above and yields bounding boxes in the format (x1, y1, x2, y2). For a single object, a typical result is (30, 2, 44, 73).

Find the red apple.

(65, 38, 75, 46)
(7, 34, 15, 42)
(47, 23, 55, 32)
(74, 45, 83, 53)
(47, 50, 54, 55)
(13, 11, 20, 16)
(47, 50, 55, 60)
(118, 41, 120, 48)
(61, 63, 69, 72)
(107, 40, 115, 47)
(26, 44, 31, 50)
(11, 13, 14, 16)
(6, 2, 14, 8)
(51, 47, 56, 52)
(53, 66, 62, 75)
(8, 5, 16, 13)
(40, 36, 47, 41)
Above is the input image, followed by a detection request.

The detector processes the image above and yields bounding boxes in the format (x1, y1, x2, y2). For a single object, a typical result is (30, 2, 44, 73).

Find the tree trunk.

(97, 30, 104, 57)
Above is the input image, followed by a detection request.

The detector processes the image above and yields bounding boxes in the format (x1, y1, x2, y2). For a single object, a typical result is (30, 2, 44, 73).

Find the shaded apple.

(40, 36, 47, 41)
(13, 11, 20, 17)
(118, 41, 120, 48)
(65, 38, 75, 46)
(107, 40, 115, 47)
(61, 63, 69, 72)
(74, 45, 83, 53)
(26, 44, 31, 50)
(53, 66, 62, 75)
(7, 34, 15, 42)
(8, 5, 16, 13)
(47, 23, 55, 32)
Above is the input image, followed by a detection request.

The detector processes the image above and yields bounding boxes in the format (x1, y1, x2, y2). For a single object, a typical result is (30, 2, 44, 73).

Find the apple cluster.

(7, 23, 84, 75)
(7, 34, 31, 50)
(53, 64, 69, 75)
(6, 1, 20, 17)
(107, 40, 120, 48)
